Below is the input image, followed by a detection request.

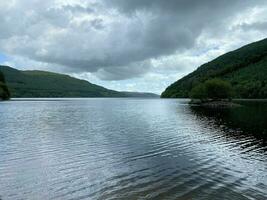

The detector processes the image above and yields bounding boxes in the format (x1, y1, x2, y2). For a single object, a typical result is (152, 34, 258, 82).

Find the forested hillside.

(161, 38, 267, 98)
(0, 66, 158, 98)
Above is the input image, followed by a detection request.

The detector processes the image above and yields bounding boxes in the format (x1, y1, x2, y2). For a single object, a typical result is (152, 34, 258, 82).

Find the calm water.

(0, 98, 266, 200)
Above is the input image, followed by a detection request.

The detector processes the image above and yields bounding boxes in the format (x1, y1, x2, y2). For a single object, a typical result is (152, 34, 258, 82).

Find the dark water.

(0, 98, 266, 200)
(190, 100, 267, 142)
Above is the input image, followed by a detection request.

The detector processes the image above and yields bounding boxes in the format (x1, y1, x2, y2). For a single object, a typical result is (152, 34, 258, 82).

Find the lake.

(0, 98, 266, 200)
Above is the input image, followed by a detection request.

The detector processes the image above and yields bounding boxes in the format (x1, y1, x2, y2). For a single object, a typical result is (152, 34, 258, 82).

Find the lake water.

(0, 98, 266, 200)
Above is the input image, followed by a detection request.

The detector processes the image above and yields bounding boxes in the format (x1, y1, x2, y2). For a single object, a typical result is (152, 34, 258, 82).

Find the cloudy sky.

(0, 0, 267, 94)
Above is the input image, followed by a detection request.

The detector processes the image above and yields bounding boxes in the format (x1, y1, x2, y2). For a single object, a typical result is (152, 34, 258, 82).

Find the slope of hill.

(121, 91, 159, 98)
(0, 66, 158, 98)
(0, 70, 10, 100)
(161, 38, 267, 98)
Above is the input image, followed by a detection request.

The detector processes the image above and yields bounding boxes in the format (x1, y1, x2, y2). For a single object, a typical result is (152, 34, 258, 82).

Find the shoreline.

(189, 99, 242, 108)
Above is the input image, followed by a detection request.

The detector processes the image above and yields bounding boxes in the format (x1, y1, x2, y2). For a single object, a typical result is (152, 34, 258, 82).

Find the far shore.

(1, 97, 267, 102)
(188, 98, 267, 108)
(233, 99, 267, 102)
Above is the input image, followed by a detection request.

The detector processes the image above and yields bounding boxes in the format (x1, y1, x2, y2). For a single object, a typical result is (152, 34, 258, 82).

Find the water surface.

(0, 98, 266, 200)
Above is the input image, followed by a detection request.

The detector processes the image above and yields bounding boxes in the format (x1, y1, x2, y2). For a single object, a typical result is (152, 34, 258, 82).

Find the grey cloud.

(95, 61, 152, 80)
(60, 5, 95, 14)
(0, 0, 266, 80)
(107, 0, 239, 13)
(90, 19, 105, 30)
(239, 21, 267, 31)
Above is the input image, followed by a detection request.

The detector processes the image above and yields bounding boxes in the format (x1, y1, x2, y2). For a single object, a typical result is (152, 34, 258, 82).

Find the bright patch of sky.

(0, 53, 7, 63)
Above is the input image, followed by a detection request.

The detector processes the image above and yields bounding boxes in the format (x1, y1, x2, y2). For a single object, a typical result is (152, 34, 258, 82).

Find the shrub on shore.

(190, 79, 234, 102)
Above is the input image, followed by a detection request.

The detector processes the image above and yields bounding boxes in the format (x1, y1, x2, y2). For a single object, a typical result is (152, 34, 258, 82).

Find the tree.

(0, 71, 10, 100)
(190, 79, 233, 101)
(0, 71, 5, 82)
(205, 79, 234, 100)
(189, 83, 207, 101)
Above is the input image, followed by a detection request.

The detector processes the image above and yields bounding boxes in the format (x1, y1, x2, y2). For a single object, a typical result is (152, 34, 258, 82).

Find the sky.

(0, 0, 267, 94)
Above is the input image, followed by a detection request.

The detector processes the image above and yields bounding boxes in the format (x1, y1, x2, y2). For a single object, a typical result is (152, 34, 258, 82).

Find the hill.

(121, 91, 159, 98)
(0, 66, 158, 98)
(0, 70, 10, 100)
(161, 38, 267, 98)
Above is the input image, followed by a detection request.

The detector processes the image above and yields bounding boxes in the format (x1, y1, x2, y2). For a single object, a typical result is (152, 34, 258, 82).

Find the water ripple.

(0, 99, 266, 200)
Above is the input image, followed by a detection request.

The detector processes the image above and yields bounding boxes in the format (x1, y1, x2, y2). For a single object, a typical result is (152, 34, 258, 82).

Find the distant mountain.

(161, 38, 267, 98)
(0, 66, 158, 98)
(121, 91, 159, 98)
(0, 70, 10, 100)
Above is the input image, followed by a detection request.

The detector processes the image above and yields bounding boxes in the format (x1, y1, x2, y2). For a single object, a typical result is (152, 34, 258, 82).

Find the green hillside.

(0, 70, 10, 100)
(161, 38, 267, 98)
(0, 66, 158, 98)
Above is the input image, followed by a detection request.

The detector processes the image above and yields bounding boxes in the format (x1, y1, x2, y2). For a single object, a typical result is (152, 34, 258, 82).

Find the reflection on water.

(190, 100, 267, 142)
(0, 98, 266, 200)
